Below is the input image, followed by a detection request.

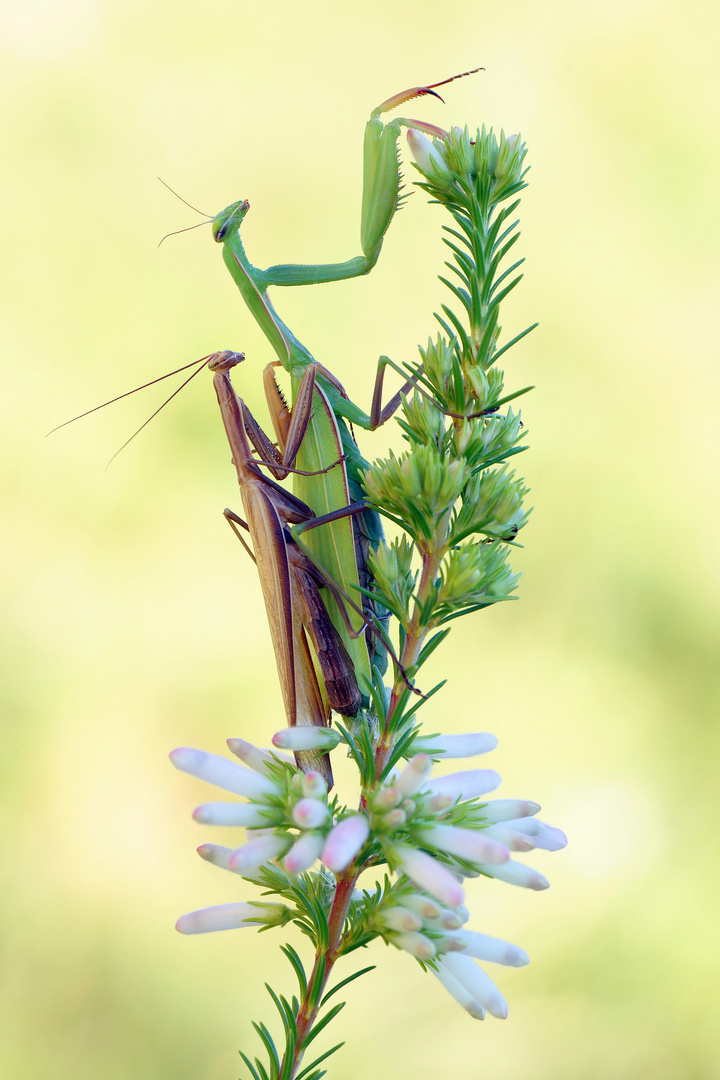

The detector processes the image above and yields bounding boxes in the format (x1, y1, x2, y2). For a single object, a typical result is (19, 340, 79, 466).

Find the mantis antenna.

(156, 178, 212, 245)
(156, 177, 211, 217)
(103, 358, 210, 470)
(47, 352, 238, 470)
(46, 356, 211, 436)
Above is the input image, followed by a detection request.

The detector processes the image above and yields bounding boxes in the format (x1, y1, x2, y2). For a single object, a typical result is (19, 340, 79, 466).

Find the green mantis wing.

(291, 380, 371, 690)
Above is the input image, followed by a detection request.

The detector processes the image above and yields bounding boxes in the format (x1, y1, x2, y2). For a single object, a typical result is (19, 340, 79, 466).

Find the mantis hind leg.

(223, 508, 256, 564)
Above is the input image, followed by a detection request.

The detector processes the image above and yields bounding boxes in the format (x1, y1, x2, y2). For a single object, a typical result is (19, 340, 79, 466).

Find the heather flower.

(439, 953, 509, 1019)
(390, 844, 465, 908)
(406, 128, 451, 180)
(432, 959, 487, 1020)
(272, 727, 341, 751)
(412, 732, 498, 757)
(171, 740, 334, 883)
(170, 746, 279, 800)
(321, 815, 370, 873)
(449, 930, 529, 967)
(283, 832, 324, 874)
(172, 734, 564, 1028)
(176, 901, 289, 935)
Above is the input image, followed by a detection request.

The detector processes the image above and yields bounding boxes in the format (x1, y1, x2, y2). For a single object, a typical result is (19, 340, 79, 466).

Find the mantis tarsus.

(207, 71, 482, 688)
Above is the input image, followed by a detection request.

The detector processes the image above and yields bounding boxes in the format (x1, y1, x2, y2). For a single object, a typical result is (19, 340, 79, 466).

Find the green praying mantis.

(207, 71, 481, 691)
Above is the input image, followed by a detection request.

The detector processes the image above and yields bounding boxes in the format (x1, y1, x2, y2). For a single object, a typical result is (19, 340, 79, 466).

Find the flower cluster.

(171, 727, 565, 1021)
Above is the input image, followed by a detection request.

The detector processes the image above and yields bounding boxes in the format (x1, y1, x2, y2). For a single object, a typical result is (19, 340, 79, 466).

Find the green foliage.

(238, 947, 375, 1080)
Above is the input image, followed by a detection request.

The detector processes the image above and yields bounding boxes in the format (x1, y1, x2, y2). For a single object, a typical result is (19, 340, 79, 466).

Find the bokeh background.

(2, 1, 718, 1077)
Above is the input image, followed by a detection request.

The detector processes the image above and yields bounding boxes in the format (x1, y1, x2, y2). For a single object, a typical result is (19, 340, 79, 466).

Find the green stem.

(281, 868, 360, 1080)
(374, 543, 445, 777)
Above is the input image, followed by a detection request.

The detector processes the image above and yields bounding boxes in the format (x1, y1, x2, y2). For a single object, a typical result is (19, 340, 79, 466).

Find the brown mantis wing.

(211, 354, 362, 786)
(287, 543, 362, 719)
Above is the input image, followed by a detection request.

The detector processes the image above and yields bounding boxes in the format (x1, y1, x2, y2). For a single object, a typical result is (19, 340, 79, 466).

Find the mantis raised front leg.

(209, 351, 363, 788)
(210, 73, 480, 684)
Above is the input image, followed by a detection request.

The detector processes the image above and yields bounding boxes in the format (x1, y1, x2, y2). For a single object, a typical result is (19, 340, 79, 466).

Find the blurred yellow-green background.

(2, 1, 718, 1077)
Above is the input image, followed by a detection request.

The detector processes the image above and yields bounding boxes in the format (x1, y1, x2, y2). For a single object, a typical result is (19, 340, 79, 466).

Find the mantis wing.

(291, 380, 372, 689)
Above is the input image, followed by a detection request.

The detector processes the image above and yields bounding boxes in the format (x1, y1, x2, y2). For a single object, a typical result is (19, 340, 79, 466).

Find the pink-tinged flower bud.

(396, 755, 432, 796)
(414, 733, 498, 758)
(283, 831, 324, 874)
(531, 825, 567, 851)
(373, 787, 401, 811)
(391, 844, 465, 908)
(197, 843, 233, 870)
(272, 727, 340, 751)
(226, 737, 293, 773)
(441, 953, 508, 1019)
(382, 808, 407, 829)
(427, 793, 453, 813)
(436, 909, 464, 931)
(192, 802, 268, 828)
(416, 824, 509, 866)
(441, 933, 467, 952)
(454, 930, 529, 967)
(407, 129, 450, 178)
(479, 859, 549, 891)
(497, 816, 545, 836)
(481, 799, 541, 823)
(170, 748, 277, 800)
(302, 771, 328, 799)
(175, 901, 286, 934)
(291, 797, 330, 830)
(432, 961, 486, 1020)
(227, 833, 291, 876)
(482, 824, 536, 852)
(426, 769, 501, 801)
(402, 893, 442, 921)
(379, 906, 423, 933)
(321, 814, 370, 872)
(394, 931, 436, 960)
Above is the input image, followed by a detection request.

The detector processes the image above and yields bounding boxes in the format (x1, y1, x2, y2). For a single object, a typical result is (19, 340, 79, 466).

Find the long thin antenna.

(158, 220, 211, 247)
(156, 178, 213, 245)
(104, 358, 210, 470)
(46, 355, 212, 436)
(156, 177, 211, 217)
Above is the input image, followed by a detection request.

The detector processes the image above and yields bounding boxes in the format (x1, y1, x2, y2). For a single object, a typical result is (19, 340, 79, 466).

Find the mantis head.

(206, 350, 246, 373)
(212, 199, 250, 243)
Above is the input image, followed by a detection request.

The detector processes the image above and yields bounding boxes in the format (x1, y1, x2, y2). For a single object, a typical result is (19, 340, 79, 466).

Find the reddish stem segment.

(282, 868, 360, 1079)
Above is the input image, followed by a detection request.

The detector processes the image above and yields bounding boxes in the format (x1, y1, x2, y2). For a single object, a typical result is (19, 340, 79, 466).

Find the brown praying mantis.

(208, 350, 388, 788)
(47, 344, 409, 789)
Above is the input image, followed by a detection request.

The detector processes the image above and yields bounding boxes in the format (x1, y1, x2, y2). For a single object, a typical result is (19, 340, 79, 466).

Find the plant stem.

(375, 545, 444, 777)
(282, 868, 360, 1080)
